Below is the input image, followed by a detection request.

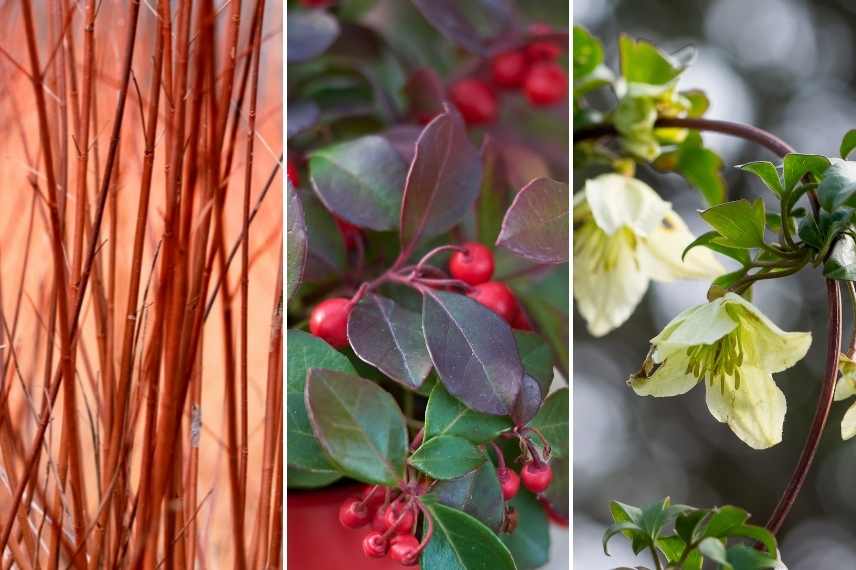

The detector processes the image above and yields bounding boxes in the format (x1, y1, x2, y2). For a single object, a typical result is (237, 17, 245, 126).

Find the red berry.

(287, 160, 299, 187)
(384, 503, 416, 534)
(491, 51, 528, 88)
(308, 297, 351, 348)
(449, 243, 495, 286)
(334, 217, 361, 250)
(362, 486, 386, 511)
(524, 63, 568, 107)
(497, 468, 520, 501)
(511, 309, 534, 331)
(528, 22, 553, 36)
(521, 462, 553, 494)
(467, 282, 518, 324)
(372, 505, 388, 531)
(389, 534, 420, 566)
(338, 497, 370, 529)
(362, 532, 388, 558)
(449, 79, 497, 125)
(526, 41, 562, 62)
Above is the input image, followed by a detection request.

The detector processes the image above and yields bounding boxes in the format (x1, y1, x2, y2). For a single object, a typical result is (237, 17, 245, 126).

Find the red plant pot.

(288, 483, 416, 569)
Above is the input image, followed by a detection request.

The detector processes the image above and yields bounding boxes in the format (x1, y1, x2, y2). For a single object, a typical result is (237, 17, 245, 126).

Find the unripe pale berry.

(521, 461, 553, 494)
(449, 242, 494, 286)
(467, 282, 518, 324)
(362, 532, 388, 558)
(491, 51, 528, 88)
(524, 63, 568, 107)
(308, 298, 351, 348)
(338, 497, 370, 529)
(497, 467, 520, 501)
(389, 534, 420, 566)
(449, 79, 497, 125)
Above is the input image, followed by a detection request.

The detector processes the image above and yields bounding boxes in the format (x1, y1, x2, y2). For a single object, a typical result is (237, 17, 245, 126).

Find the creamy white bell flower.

(573, 173, 724, 337)
(629, 293, 812, 449)
(834, 353, 856, 440)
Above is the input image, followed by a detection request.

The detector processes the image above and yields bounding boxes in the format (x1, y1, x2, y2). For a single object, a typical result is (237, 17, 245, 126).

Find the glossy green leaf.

(841, 129, 856, 160)
(424, 383, 513, 444)
(573, 25, 604, 80)
(422, 290, 523, 415)
(655, 535, 686, 564)
(528, 388, 569, 457)
(516, 291, 569, 378)
(729, 525, 778, 558)
(409, 435, 486, 480)
(347, 294, 432, 389)
(818, 159, 856, 212)
(619, 34, 683, 85)
(682, 231, 751, 266)
(501, 491, 550, 570)
(286, 186, 308, 300)
(299, 187, 346, 279)
(823, 235, 856, 281)
(309, 135, 407, 231)
(725, 544, 779, 569)
(698, 537, 727, 564)
(286, 465, 341, 489)
(420, 500, 516, 570)
(305, 369, 408, 485)
(738, 161, 783, 196)
(286, 331, 356, 472)
(702, 505, 749, 539)
(430, 461, 505, 532)
(496, 178, 569, 264)
(287, 9, 340, 63)
(679, 146, 726, 206)
(782, 153, 830, 193)
(541, 455, 569, 522)
(515, 331, 554, 394)
(400, 106, 482, 250)
(700, 199, 766, 249)
(675, 509, 708, 545)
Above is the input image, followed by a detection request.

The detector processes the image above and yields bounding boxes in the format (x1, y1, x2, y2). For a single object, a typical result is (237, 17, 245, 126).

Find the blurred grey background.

(573, 0, 856, 568)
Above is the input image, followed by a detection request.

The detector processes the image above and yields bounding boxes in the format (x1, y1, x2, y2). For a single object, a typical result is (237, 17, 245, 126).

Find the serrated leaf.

(682, 231, 751, 266)
(305, 369, 408, 485)
(818, 159, 856, 212)
(400, 106, 482, 250)
(422, 290, 523, 415)
(501, 491, 550, 570)
(409, 435, 486, 480)
(496, 178, 569, 264)
(782, 153, 830, 194)
(286, 186, 308, 300)
(430, 461, 505, 532)
(738, 161, 783, 196)
(700, 199, 766, 249)
(309, 135, 407, 230)
(347, 294, 432, 389)
(287, 9, 339, 63)
(528, 387, 569, 458)
(841, 129, 856, 160)
(286, 331, 356, 472)
(424, 383, 513, 443)
(420, 500, 517, 570)
(703, 505, 750, 539)
(675, 509, 707, 545)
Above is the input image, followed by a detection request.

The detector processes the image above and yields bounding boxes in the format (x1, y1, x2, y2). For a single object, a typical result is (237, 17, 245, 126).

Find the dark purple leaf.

(309, 135, 407, 230)
(384, 124, 424, 164)
(430, 461, 505, 532)
(305, 369, 408, 485)
(286, 185, 308, 301)
(287, 100, 320, 139)
(500, 142, 551, 190)
(347, 294, 432, 389)
(298, 188, 346, 280)
(410, 0, 515, 56)
(400, 106, 482, 251)
(511, 374, 542, 426)
(421, 290, 522, 415)
(287, 10, 340, 63)
(496, 178, 569, 264)
(405, 68, 446, 125)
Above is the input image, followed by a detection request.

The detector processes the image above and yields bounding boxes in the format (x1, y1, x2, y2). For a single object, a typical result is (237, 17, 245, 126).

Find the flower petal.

(651, 297, 736, 361)
(584, 174, 670, 237)
(835, 353, 856, 401)
(573, 228, 648, 337)
(704, 367, 785, 450)
(842, 402, 856, 440)
(723, 293, 812, 373)
(629, 350, 700, 397)
(638, 210, 724, 281)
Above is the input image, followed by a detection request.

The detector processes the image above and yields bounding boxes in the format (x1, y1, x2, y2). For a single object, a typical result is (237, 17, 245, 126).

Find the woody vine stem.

(575, 116, 843, 535)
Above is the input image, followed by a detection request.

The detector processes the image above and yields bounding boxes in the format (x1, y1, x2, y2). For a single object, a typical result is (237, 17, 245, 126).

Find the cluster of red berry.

(307, 243, 532, 349)
(338, 486, 424, 565)
(449, 25, 568, 126)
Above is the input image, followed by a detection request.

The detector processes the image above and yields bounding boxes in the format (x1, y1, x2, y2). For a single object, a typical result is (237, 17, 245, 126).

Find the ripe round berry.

(338, 497, 370, 529)
(490, 51, 528, 88)
(384, 503, 416, 534)
(449, 79, 497, 125)
(389, 534, 420, 566)
(467, 282, 518, 324)
(524, 63, 568, 107)
(521, 462, 553, 494)
(308, 297, 351, 348)
(449, 243, 494, 286)
(511, 309, 534, 331)
(372, 505, 388, 531)
(497, 467, 520, 501)
(334, 217, 361, 250)
(287, 160, 299, 187)
(362, 532, 388, 558)
(526, 41, 562, 62)
(362, 486, 386, 511)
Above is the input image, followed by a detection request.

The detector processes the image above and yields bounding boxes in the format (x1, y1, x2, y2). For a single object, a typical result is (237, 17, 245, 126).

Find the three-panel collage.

(2, 0, 856, 568)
